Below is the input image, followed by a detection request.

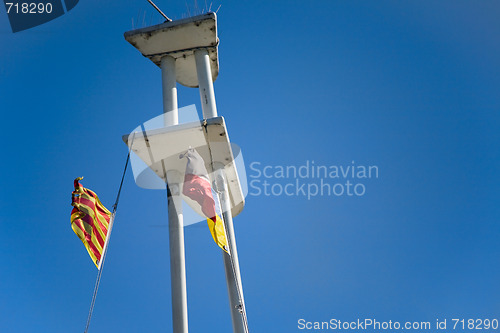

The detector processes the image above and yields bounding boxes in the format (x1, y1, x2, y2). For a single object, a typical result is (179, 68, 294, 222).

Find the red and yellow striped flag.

(70, 177, 111, 268)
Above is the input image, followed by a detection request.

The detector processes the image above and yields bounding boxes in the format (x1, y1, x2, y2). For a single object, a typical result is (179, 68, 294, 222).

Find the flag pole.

(161, 54, 189, 333)
(216, 168, 249, 333)
(195, 48, 249, 333)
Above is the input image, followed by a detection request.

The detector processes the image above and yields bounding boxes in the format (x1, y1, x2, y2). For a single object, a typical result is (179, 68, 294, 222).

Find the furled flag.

(181, 148, 229, 253)
(70, 177, 112, 268)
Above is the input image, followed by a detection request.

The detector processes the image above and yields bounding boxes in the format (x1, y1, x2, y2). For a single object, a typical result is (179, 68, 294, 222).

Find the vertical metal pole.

(216, 169, 247, 333)
(161, 55, 189, 333)
(194, 49, 217, 118)
(195, 48, 248, 333)
(166, 177, 188, 333)
(161, 55, 179, 125)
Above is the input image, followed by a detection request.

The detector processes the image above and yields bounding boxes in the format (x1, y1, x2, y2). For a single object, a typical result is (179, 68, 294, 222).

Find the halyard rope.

(83, 149, 131, 333)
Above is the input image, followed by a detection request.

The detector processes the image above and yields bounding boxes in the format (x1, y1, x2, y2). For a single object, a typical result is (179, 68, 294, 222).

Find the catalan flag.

(71, 177, 111, 268)
(181, 148, 228, 252)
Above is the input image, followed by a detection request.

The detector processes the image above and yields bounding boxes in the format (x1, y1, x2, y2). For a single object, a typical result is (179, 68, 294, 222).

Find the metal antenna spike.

(147, 0, 172, 22)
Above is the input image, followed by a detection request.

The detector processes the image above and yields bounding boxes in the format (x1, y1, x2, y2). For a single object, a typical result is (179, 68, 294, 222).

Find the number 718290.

(5, 2, 53, 14)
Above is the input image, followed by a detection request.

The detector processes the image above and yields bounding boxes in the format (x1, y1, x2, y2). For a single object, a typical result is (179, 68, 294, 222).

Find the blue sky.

(1, 1, 499, 332)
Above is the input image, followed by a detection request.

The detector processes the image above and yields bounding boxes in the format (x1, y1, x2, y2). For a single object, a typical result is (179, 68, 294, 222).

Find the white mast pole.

(161, 54, 189, 333)
(194, 48, 248, 333)
(216, 168, 248, 333)
(162, 55, 179, 126)
(194, 49, 217, 118)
